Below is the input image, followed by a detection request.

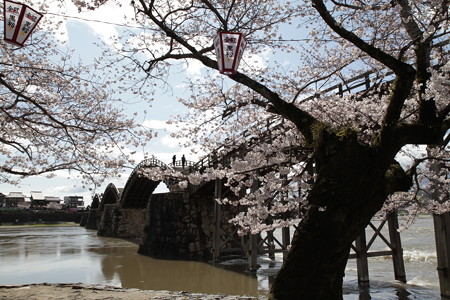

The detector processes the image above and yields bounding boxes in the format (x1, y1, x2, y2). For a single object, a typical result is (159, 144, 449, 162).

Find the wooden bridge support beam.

(355, 229, 370, 286)
(351, 211, 406, 285)
(212, 178, 222, 262)
(434, 212, 450, 299)
(248, 233, 258, 272)
(265, 230, 276, 260)
(281, 227, 290, 261)
(247, 179, 260, 271)
(387, 212, 406, 283)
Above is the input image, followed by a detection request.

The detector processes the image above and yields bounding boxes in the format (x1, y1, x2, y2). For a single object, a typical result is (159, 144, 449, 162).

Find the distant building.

(64, 196, 84, 209)
(5, 192, 29, 208)
(44, 196, 62, 210)
(30, 192, 62, 209)
(45, 196, 61, 203)
(30, 191, 46, 209)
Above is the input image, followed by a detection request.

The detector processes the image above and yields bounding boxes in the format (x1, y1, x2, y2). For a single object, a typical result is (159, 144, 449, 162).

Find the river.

(0, 215, 441, 299)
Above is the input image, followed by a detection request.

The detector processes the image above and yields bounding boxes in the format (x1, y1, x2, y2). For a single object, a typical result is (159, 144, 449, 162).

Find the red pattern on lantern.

(214, 31, 246, 75)
(3, 0, 43, 47)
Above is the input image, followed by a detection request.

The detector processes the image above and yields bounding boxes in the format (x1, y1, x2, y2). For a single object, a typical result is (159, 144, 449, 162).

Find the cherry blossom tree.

(0, 0, 153, 189)
(75, 0, 448, 299)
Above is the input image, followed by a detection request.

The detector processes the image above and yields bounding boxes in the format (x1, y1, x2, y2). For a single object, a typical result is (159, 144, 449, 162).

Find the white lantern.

(3, 0, 43, 47)
(214, 31, 246, 75)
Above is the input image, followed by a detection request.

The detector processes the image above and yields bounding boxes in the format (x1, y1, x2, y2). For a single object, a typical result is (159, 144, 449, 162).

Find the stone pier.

(97, 204, 146, 239)
(138, 192, 216, 260)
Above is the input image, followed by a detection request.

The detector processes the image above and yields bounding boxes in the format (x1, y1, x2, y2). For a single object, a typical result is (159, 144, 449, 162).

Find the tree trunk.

(270, 130, 394, 300)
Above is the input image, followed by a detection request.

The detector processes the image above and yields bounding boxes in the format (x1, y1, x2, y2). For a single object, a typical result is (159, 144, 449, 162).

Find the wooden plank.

(349, 250, 392, 259)
(365, 250, 394, 258)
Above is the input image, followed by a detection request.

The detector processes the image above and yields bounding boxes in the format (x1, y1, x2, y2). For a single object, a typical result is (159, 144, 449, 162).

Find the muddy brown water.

(0, 225, 259, 296)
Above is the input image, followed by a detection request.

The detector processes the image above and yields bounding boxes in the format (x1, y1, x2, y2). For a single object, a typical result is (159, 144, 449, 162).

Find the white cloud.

(39, 0, 131, 48)
(161, 134, 183, 149)
(241, 46, 272, 72)
(184, 59, 205, 76)
(69, 1, 124, 47)
(143, 119, 177, 131)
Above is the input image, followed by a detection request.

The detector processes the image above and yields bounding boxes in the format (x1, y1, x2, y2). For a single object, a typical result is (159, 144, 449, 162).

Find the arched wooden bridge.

(120, 158, 172, 209)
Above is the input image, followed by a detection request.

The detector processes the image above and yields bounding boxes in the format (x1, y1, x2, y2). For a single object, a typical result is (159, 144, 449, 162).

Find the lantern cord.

(43, 13, 413, 45)
(40, 13, 356, 44)
(43, 13, 325, 43)
(45, 12, 152, 31)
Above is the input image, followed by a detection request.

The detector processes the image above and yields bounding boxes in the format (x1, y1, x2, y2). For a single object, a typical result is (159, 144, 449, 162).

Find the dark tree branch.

(200, 0, 227, 30)
(330, 0, 363, 10)
(0, 163, 78, 177)
(311, 0, 415, 78)
(229, 72, 318, 144)
(392, 122, 449, 148)
(396, 0, 424, 41)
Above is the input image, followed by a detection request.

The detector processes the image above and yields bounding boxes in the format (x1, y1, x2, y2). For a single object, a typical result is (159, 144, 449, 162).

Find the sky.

(0, 0, 208, 205)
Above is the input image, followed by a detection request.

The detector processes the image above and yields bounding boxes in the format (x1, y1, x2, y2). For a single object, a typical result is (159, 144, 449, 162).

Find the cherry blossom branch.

(0, 163, 78, 177)
(200, 0, 227, 30)
(311, 0, 415, 78)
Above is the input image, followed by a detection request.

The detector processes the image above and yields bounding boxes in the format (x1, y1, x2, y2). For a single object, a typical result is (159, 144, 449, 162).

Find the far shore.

(0, 221, 79, 227)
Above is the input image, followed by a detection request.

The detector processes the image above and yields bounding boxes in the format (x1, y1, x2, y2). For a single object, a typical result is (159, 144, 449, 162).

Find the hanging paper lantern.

(214, 31, 246, 75)
(3, 0, 43, 47)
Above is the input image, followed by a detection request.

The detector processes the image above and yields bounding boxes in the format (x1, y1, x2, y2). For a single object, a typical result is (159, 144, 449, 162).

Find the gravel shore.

(0, 283, 260, 299)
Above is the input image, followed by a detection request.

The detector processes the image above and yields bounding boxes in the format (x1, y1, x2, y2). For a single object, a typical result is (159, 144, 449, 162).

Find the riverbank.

(0, 211, 83, 225)
(0, 283, 259, 299)
(0, 221, 78, 227)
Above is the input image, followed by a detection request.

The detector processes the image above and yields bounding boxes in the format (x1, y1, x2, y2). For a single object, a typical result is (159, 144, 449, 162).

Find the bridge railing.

(168, 160, 196, 170)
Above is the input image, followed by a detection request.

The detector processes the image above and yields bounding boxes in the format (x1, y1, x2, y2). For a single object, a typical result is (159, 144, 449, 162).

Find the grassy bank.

(0, 221, 79, 228)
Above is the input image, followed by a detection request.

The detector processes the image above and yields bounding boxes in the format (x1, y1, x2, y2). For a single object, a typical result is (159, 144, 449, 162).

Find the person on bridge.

(182, 155, 186, 169)
(172, 155, 176, 166)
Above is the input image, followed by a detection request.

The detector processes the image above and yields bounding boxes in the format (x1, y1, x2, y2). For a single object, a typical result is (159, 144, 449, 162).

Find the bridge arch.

(120, 157, 172, 209)
(99, 183, 122, 211)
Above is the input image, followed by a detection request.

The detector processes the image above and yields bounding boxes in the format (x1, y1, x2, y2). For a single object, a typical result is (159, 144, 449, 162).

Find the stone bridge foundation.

(84, 209, 100, 230)
(93, 190, 241, 261)
(138, 192, 216, 260)
(97, 204, 146, 239)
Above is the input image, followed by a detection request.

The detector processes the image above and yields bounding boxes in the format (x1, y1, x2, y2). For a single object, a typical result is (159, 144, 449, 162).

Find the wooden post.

(355, 228, 370, 286)
(364, 74, 370, 90)
(212, 178, 222, 261)
(387, 212, 406, 283)
(267, 230, 276, 260)
(248, 233, 258, 271)
(433, 212, 450, 299)
(248, 178, 259, 271)
(282, 226, 290, 261)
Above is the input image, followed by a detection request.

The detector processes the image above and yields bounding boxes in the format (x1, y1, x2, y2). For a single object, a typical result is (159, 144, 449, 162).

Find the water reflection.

(99, 252, 258, 295)
(0, 226, 258, 297)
